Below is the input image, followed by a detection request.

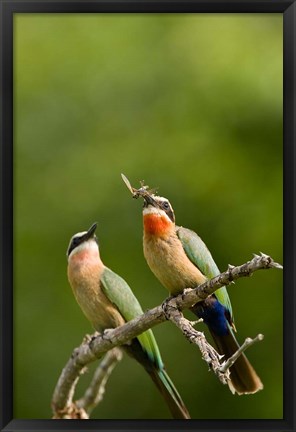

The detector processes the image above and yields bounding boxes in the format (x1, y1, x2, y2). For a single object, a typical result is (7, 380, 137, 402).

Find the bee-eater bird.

(67, 222, 190, 419)
(122, 174, 263, 395)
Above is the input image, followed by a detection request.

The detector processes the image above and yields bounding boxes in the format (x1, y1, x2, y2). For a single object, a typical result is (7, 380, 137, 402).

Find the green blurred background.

(14, 14, 283, 419)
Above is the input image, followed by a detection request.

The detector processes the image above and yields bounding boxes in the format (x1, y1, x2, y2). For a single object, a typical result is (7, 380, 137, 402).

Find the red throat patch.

(143, 213, 172, 236)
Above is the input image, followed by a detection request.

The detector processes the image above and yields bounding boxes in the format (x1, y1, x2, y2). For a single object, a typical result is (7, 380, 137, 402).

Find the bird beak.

(85, 222, 98, 240)
(142, 193, 157, 207)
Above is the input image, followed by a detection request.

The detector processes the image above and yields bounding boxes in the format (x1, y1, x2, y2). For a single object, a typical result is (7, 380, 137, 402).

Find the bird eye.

(162, 201, 170, 210)
(73, 237, 80, 246)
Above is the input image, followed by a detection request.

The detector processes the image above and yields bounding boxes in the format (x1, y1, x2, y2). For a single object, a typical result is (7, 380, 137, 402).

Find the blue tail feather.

(194, 296, 230, 336)
(191, 296, 263, 395)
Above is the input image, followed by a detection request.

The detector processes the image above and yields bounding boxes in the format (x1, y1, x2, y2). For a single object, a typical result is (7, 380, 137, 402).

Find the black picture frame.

(0, 1, 295, 431)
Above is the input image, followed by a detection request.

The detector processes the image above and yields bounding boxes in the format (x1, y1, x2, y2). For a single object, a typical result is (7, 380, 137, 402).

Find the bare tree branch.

(52, 345, 123, 419)
(219, 334, 264, 374)
(51, 252, 282, 418)
(76, 347, 123, 415)
(162, 303, 231, 386)
(162, 303, 264, 387)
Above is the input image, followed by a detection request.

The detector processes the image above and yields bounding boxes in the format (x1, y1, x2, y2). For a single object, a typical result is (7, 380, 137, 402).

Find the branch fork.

(52, 252, 282, 418)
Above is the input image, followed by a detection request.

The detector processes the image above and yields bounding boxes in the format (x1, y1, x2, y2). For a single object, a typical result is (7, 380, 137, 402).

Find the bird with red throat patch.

(122, 173, 263, 396)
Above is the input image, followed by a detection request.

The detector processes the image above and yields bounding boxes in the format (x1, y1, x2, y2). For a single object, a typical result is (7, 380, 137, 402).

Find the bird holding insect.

(121, 173, 263, 395)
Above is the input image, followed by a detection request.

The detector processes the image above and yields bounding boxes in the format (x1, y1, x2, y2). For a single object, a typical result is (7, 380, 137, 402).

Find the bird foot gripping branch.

(52, 175, 283, 419)
(65, 221, 191, 419)
(120, 173, 283, 396)
(160, 294, 264, 391)
(53, 249, 282, 417)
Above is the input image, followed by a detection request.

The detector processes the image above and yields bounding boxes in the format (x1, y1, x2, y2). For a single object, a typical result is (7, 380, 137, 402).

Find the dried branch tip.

(257, 252, 283, 269)
(219, 333, 264, 373)
(52, 252, 280, 417)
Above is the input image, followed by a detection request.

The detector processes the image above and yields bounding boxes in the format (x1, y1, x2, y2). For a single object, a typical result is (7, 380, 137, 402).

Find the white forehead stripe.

(151, 195, 168, 203)
(71, 231, 87, 241)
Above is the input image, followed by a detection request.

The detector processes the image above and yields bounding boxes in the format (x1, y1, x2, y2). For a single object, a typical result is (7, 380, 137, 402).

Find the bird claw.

(82, 333, 92, 344)
(102, 328, 113, 341)
(161, 295, 178, 319)
(183, 288, 193, 295)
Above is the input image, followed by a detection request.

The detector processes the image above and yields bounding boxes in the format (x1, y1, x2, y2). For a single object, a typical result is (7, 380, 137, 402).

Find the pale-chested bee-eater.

(67, 222, 190, 418)
(122, 175, 263, 395)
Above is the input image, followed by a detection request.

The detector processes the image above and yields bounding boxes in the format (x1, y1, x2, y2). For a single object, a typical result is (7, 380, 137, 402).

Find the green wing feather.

(100, 267, 163, 369)
(177, 226, 234, 321)
(101, 267, 190, 418)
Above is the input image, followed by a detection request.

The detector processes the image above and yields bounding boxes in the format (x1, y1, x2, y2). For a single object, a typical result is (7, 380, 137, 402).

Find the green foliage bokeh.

(14, 13, 282, 419)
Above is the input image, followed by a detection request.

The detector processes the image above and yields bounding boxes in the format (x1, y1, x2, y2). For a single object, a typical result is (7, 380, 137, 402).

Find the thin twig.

(162, 303, 231, 386)
(219, 334, 264, 373)
(76, 348, 123, 414)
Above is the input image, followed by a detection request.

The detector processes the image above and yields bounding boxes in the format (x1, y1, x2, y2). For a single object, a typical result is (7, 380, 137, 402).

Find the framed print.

(0, 1, 295, 431)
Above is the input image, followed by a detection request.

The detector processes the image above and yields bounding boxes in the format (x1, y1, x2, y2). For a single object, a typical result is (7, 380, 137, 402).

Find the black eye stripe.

(67, 233, 99, 257)
(166, 209, 175, 223)
(158, 201, 175, 223)
(67, 236, 84, 256)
